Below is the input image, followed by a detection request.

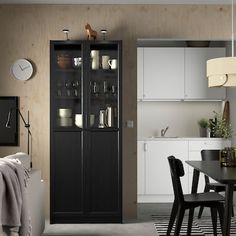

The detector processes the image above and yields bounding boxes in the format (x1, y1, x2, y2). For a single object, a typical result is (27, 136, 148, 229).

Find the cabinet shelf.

(90, 93, 117, 100)
(56, 68, 82, 72)
(89, 127, 119, 132)
(53, 127, 119, 132)
(55, 96, 81, 100)
(90, 68, 117, 73)
(53, 127, 82, 132)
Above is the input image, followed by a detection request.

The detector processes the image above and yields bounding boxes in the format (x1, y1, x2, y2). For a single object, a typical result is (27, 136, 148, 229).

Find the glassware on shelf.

(57, 89, 62, 97)
(73, 57, 82, 69)
(111, 85, 116, 95)
(65, 81, 72, 97)
(90, 114, 95, 127)
(91, 81, 99, 95)
(103, 81, 108, 93)
(99, 110, 106, 128)
(72, 80, 80, 97)
(56, 81, 63, 97)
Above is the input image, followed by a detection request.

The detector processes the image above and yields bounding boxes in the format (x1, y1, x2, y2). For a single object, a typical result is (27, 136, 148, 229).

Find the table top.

(186, 160, 236, 184)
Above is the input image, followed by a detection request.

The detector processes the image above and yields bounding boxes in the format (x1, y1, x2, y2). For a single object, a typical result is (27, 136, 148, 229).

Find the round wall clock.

(11, 59, 33, 81)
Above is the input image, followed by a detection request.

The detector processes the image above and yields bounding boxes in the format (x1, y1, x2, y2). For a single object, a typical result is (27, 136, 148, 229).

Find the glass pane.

(52, 44, 83, 129)
(88, 43, 119, 129)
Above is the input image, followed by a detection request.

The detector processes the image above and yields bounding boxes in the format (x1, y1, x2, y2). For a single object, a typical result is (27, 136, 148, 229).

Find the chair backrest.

(201, 150, 220, 184)
(201, 150, 220, 161)
(168, 156, 185, 203)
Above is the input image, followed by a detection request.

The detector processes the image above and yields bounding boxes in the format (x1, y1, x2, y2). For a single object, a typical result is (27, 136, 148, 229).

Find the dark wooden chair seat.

(184, 192, 225, 203)
(198, 150, 236, 219)
(167, 156, 224, 236)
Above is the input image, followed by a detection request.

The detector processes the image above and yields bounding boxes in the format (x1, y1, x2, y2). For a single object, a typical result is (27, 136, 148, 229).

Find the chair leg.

(210, 207, 217, 236)
(167, 200, 178, 235)
(187, 208, 194, 236)
(232, 192, 234, 217)
(198, 206, 204, 219)
(174, 207, 185, 236)
(217, 203, 224, 234)
(198, 185, 210, 219)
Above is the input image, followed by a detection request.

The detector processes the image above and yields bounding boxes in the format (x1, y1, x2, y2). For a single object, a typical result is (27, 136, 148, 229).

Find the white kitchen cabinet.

(137, 138, 231, 203)
(137, 46, 226, 101)
(137, 48, 144, 100)
(144, 140, 188, 202)
(137, 141, 145, 195)
(143, 47, 185, 100)
(185, 48, 226, 100)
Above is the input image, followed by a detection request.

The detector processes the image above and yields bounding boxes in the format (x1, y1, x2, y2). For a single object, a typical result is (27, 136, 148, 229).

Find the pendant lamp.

(207, 0, 236, 87)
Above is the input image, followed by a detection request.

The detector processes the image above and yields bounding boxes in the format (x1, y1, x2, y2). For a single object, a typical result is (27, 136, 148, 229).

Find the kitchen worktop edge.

(138, 137, 231, 141)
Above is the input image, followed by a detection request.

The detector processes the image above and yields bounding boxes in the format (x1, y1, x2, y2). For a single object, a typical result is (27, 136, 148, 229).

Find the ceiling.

(0, 0, 232, 4)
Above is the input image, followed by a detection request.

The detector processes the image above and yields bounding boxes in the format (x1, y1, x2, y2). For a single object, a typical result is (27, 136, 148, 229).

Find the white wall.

(138, 101, 223, 138)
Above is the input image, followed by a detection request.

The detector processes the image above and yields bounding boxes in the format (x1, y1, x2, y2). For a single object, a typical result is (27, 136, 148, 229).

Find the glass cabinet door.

(51, 43, 83, 129)
(88, 43, 119, 129)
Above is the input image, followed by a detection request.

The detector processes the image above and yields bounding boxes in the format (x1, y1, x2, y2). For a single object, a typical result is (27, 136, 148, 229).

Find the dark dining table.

(186, 160, 236, 236)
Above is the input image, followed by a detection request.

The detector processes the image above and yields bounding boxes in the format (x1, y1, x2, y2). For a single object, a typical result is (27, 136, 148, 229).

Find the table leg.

(191, 169, 200, 194)
(223, 184, 234, 236)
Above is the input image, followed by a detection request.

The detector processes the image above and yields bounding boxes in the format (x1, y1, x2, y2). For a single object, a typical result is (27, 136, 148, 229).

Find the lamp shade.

(207, 57, 236, 87)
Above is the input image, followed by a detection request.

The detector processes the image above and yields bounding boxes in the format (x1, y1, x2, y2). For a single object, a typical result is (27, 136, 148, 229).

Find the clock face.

(11, 59, 33, 81)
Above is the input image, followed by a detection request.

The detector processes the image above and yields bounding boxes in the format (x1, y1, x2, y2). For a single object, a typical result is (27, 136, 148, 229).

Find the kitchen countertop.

(138, 137, 231, 141)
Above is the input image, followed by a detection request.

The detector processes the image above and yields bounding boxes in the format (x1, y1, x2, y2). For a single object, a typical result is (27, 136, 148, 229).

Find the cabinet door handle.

(144, 142, 147, 152)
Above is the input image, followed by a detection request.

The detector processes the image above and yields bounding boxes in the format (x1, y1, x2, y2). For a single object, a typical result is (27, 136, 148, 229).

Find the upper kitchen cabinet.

(185, 47, 226, 100)
(137, 45, 226, 101)
(142, 47, 185, 100)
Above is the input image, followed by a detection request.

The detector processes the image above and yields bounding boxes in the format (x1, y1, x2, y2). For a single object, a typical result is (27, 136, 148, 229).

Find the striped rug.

(152, 215, 236, 235)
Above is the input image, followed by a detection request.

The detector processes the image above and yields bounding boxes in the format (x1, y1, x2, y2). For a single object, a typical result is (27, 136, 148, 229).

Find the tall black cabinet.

(50, 40, 122, 223)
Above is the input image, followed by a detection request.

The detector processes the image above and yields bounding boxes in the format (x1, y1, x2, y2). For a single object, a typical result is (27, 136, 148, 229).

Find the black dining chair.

(167, 156, 224, 236)
(198, 149, 236, 219)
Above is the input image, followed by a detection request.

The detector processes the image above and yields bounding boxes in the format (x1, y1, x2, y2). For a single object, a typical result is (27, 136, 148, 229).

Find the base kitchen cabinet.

(137, 138, 231, 203)
(50, 40, 122, 223)
(138, 140, 188, 203)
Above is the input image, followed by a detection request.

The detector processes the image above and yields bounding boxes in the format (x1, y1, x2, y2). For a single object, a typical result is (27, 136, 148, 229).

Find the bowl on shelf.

(57, 117, 73, 127)
(57, 54, 72, 69)
(58, 108, 72, 118)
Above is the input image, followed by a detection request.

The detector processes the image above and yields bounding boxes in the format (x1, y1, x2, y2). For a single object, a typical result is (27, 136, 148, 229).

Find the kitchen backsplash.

(138, 101, 223, 138)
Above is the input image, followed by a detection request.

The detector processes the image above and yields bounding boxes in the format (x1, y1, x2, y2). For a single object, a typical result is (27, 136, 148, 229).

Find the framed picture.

(0, 96, 18, 146)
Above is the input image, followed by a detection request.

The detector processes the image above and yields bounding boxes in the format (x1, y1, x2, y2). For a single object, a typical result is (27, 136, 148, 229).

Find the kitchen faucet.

(161, 126, 169, 137)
